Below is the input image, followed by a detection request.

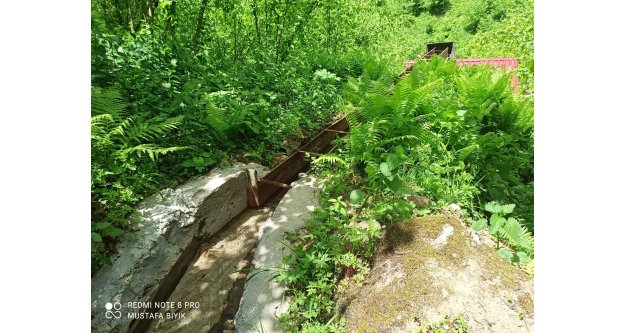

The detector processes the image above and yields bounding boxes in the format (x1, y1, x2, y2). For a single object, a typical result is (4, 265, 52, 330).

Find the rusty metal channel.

(391, 48, 442, 87)
(247, 116, 349, 208)
(247, 46, 445, 209)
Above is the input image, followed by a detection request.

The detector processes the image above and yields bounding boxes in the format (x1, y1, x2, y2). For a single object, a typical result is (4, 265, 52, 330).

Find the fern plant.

(340, 57, 478, 207)
(91, 86, 188, 163)
(91, 85, 188, 272)
(201, 91, 266, 149)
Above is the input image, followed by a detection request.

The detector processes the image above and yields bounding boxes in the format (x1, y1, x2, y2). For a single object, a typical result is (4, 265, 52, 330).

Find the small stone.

(471, 231, 481, 244)
(349, 220, 381, 231)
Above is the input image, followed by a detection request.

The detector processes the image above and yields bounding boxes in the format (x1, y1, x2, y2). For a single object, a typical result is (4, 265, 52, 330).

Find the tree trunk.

(98, 0, 113, 28)
(264, 0, 269, 48)
(233, 14, 238, 60)
(274, 0, 290, 61)
(140, 0, 147, 21)
(325, 3, 331, 52)
(192, 0, 210, 50)
(283, 1, 318, 55)
(167, 0, 177, 37)
(146, 0, 159, 22)
(126, 0, 135, 33)
(252, 0, 262, 46)
(113, 0, 125, 27)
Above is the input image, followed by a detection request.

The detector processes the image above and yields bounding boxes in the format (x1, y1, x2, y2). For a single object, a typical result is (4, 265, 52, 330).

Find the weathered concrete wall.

(150, 209, 273, 332)
(235, 175, 322, 333)
(91, 163, 267, 333)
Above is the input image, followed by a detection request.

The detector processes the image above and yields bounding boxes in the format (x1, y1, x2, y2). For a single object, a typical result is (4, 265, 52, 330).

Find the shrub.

(412, 0, 451, 16)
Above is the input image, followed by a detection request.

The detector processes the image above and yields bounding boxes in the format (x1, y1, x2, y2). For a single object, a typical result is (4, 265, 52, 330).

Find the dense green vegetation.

(92, 3, 533, 317)
(277, 57, 533, 331)
(91, 0, 375, 270)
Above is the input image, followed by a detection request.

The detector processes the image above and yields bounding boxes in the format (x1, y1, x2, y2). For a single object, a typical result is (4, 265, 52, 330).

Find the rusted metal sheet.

(301, 129, 342, 153)
(328, 116, 349, 131)
(427, 42, 455, 58)
(455, 57, 518, 69)
(259, 178, 292, 189)
(393, 49, 438, 88)
(455, 57, 520, 92)
(436, 47, 449, 59)
(248, 116, 349, 208)
(399, 54, 521, 93)
(247, 169, 261, 208)
(252, 151, 308, 207)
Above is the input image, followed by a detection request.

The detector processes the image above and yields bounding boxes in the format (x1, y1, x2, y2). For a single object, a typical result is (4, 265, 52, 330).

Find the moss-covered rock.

(340, 215, 533, 333)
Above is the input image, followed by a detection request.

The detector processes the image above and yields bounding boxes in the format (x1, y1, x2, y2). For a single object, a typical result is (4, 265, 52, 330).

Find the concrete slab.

(235, 175, 322, 333)
(91, 163, 267, 333)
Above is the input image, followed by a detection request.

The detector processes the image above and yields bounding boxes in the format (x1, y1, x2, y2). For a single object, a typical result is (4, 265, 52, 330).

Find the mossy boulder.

(340, 215, 533, 333)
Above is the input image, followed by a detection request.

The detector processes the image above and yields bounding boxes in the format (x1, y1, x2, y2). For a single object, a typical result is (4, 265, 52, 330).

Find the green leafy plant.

(419, 314, 468, 333)
(180, 151, 217, 172)
(412, 0, 452, 16)
(277, 179, 383, 331)
(472, 201, 534, 263)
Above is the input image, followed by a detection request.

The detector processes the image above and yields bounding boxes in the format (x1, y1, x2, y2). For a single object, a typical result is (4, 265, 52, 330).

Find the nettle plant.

(472, 202, 534, 263)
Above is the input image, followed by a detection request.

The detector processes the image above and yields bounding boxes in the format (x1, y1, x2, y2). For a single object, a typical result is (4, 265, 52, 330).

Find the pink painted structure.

(455, 58, 519, 92)
(403, 57, 520, 92)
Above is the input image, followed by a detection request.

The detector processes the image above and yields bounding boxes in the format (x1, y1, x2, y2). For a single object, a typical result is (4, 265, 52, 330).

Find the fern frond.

(381, 135, 419, 144)
(109, 116, 135, 141)
(346, 112, 360, 129)
(118, 144, 189, 161)
(313, 155, 347, 167)
(110, 116, 184, 146)
(500, 217, 534, 257)
(91, 114, 114, 140)
(91, 86, 127, 119)
(91, 114, 113, 124)
(204, 102, 230, 142)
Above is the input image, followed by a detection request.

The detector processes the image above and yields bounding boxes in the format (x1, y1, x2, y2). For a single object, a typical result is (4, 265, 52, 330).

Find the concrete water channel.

(91, 117, 347, 333)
